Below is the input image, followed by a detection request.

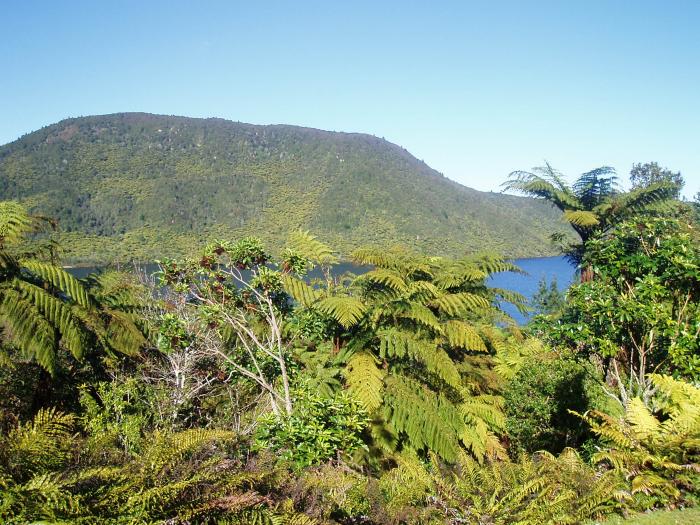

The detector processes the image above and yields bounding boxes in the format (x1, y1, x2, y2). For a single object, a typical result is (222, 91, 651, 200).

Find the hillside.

(0, 113, 572, 263)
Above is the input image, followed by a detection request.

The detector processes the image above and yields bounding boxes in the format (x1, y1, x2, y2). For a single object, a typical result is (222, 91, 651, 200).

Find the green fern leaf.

(345, 351, 384, 412)
(316, 296, 366, 328)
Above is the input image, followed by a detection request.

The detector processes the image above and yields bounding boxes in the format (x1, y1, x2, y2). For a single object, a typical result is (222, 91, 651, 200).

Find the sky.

(2, 0, 699, 198)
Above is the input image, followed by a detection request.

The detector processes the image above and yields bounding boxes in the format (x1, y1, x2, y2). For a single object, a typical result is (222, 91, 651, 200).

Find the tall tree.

(630, 162, 684, 198)
(503, 163, 677, 263)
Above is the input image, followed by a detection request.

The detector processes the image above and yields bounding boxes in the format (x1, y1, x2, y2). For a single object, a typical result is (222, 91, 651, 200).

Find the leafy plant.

(578, 374, 700, 510)
(79, 377, 157, 456)
(377, 447, 625, 524)
(0, 201, 148, 376)
(547, 218, 700, 403)
(503, 164, 677, 263)
(284, 244, 523, 463)
(254, 384, 369, 469)
(504, 351, 603, 455)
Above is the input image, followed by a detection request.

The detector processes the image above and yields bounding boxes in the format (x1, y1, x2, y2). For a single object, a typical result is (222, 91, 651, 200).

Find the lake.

(488, 256, 576, 324)
(67, 256, 576, 325)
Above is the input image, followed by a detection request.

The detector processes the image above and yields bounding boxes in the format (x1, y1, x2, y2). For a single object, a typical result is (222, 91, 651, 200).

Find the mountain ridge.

(0, 112, 572, 263)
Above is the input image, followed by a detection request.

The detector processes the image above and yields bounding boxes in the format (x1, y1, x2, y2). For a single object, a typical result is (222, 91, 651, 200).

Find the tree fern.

(383, 375, 464, 462)
(503, 164, 678, 263)
(288, 247, 522, 462)
(0, 202, 149, 375)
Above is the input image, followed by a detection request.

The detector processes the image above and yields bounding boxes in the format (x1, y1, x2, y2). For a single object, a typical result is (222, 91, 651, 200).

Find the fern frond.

(103, 308, 147, 356)
(345, 351, 384, 412)
(0, 201, 34, 246)
(286, 230, 338, 266)
(0, 288, 58, 373)
(624, 398, 661, 440)
(315, 296, 366, 328)
(351, 247, 398, 269)
(14, 279, 88, 360)
(5, 408, 75, 478)
(430, 292, 490, 316)
(460, 395, 506, 431)
(563, 209, 600, 227)
(442, 320, 487, 352)
(405, 279, 441, 301)
(603, 181, 679, 224)
(357, 268, 408, 292)
(142, 428, 238, 475)
(383, 375, 463, 462)
(379, 329, 461, 388)
(281, 274, 319, 306)
(397, 302, 443, 332)
(21, 260, 91, 308)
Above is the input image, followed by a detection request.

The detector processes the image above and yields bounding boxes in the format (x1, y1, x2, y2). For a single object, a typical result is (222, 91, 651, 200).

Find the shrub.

(504, 352, 603, 455)
(580, 374, 700, 511)
(79, 377, 159, 456)
(254, 384, 369, 469)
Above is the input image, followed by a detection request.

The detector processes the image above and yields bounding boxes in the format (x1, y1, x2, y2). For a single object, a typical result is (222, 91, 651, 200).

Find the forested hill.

(0, 113, 572, 263)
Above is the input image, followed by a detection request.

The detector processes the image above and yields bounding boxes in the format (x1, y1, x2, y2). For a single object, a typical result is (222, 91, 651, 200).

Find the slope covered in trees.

(0, 113, 572, 263)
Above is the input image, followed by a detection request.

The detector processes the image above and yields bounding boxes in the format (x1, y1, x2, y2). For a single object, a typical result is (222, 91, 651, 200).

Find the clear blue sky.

(2, 1, 698, 197)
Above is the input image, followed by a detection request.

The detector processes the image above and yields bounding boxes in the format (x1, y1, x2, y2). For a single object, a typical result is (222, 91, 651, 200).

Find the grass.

(595, 508, 700, 524)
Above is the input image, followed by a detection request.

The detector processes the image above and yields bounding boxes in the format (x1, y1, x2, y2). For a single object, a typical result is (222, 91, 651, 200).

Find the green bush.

(254, 384, 369, 469)
(504, 352, 603, 455)
(79, 377, 159, 456)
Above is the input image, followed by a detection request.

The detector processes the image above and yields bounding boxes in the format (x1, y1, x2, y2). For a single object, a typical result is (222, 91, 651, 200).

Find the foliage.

(503, 163, 678, 263)
(0, 407, 317, 524)
(0, 354, 41, 432)
(0, 113, 573, 264)
(0, 408, 78, 523)
(287, 245, 524, 463)
(377, 448, 625, 524)
(2, 199, 699, 523)
(0, 201, 148, 376)
(295, 464, 371, 521)
(254, 384, 369, 469)
(156, 236, 298, 418)
(546, 218, 700, 403)
(578, 374, 700, 510)
(630, 162, 684, 198)
(531, 276, 566, 316)
(79, 377, 158, 456)
(504, 351, 603, 455)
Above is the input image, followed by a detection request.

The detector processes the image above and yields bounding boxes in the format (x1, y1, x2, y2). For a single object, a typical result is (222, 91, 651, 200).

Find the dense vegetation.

(0, 113, 574, 263)
(1, 164, 699, 524)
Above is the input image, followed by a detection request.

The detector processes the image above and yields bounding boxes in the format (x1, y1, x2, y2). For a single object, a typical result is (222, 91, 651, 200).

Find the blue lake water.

(67, 256, 575, 325)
